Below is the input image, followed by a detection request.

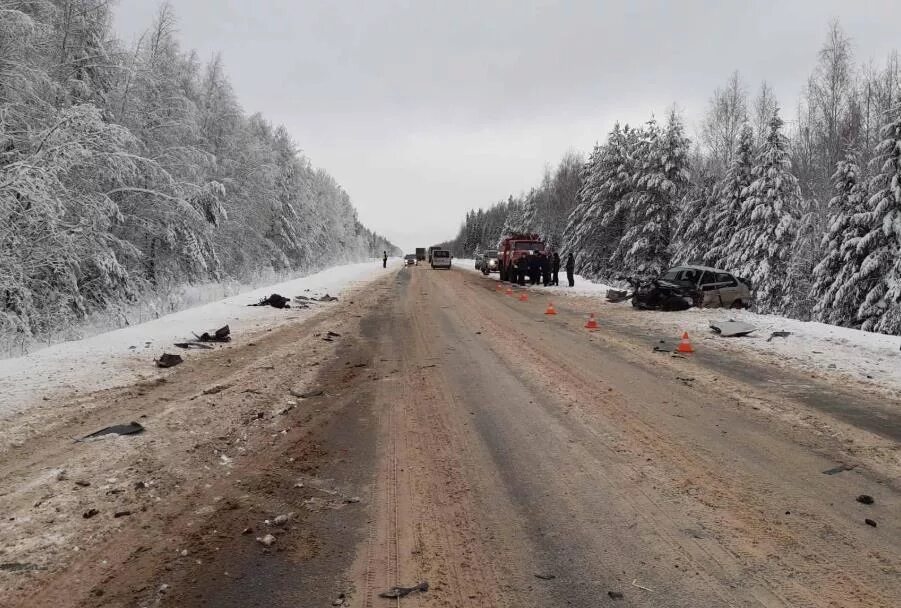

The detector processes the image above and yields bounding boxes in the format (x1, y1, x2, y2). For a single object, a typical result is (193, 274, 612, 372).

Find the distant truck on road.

(416, 247, 426, 262)
(498, 234, 545, 282)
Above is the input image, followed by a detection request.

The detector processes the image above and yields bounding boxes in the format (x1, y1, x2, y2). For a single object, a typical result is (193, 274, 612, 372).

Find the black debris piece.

(653, 345, 671, 353)
(83, 508, 99, 519)
(378, 581, 429, 599)
(250, 294, 291, 309)
(294, 295, 311, 301)
(195, 325, 232, 342)
(156, 353, 183, 368)
(80, 421, 144, 442)
(534, 573, 556, 580)
(857, 495, 875, 505)
(865, 518, 877, 527)
(822, 463, 857, 475)
(608, 591, 625, 600)
(319, 294, 339, 302)
(766, 330, 792, 342)
(114, 510, 132, 518)
(327, 331, 341, 338)
(173, 342, 214, 350)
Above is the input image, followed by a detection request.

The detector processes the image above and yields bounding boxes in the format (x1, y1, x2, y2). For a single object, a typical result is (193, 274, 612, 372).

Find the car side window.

(699, 271, 717, 290)
(716, 272, 737, 287)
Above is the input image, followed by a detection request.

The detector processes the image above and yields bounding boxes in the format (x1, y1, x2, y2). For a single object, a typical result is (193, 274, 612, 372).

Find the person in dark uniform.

(515, 255, 527, 285)
(529, 252, 541, 285)
(565, 252, 575, 287)
(551, 251, 560, 287)
(382, 251, 387, 269)
(540, 252, 551, 286)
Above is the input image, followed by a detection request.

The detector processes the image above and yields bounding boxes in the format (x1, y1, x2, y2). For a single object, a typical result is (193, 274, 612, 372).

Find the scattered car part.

(79, 421, 144, 441)
(379, 581, 429, 599)
(156, 353, 183, 368)
(709, 320, 757, 337)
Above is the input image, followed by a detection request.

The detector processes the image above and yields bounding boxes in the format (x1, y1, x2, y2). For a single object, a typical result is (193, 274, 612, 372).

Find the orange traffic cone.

(676, 331, 695, 353)
(545, 302, 557, 315)
(519, 292, 529, 302)
(505, 286, 513, 296)
(584, 313, 599, 330)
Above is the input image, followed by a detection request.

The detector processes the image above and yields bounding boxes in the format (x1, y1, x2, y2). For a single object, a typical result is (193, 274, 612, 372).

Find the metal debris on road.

(155, 353, 183, 368)
(378, 581, 429, 599)
(766, 331, 792, 342)
(79, 421, 144, 441)
(250, 294, 291, 309)
(822, 463, 857, 475)
(193, 325, 231, 343)
(709, 320, 757, 337)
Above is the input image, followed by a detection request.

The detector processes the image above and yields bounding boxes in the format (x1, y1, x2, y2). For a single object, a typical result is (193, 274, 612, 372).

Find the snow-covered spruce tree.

(856, 111, 901, 333)
(610, 112, 690, 279)
(786, 199, 822, 320)
(811, 152, 873, 325)
(672, 170, 717, 265)
(563, 123, 640, 279)
(705, 123, 755, 268)
(722, 107, 800, 314)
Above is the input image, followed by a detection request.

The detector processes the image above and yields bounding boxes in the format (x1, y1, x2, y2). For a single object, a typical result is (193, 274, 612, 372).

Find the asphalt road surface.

(3, 266, 898, 608)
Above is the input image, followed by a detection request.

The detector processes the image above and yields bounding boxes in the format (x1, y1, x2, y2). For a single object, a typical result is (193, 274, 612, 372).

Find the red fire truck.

(497, 233, 545, 282)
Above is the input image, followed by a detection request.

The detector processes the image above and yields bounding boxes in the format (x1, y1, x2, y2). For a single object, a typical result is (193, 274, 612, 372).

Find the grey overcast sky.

(114, 1, 901, 252)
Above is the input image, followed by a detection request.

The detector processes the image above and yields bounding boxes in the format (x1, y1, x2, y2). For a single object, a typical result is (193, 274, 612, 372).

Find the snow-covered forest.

(440, 24, 901, 334)
(0, 1, 398, 353)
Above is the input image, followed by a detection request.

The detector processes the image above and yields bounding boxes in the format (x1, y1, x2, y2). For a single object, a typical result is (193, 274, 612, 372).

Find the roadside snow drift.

(0, 260, 399, 418)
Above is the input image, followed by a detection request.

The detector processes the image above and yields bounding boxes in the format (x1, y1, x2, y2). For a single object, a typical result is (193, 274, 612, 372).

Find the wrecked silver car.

(660, 266, 752, 309)
(608, 266, 753, 311)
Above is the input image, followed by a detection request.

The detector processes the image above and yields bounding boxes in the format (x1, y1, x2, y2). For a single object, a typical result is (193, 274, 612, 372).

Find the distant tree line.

(0, 1, 398, 351)
(441, 23, 901, 334)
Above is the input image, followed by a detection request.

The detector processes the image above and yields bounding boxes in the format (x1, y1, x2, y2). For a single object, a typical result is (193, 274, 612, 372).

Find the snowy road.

(1, 265, 898, 607)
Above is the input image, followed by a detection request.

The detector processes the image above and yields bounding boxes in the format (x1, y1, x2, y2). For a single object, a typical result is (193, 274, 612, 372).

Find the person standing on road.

(565, 253, 575, 287)
(382, 251, 387, 269)
(529, 252, 541, 285)
(516, 255, 527, 286)
(541, 252, 551, 286)
(552, 252, 561, 286)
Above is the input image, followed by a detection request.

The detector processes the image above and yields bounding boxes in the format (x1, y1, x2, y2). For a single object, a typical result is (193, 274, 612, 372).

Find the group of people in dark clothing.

(509, 250, 575, 287)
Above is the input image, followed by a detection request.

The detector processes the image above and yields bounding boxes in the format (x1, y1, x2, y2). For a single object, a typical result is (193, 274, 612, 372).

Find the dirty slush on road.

(2, 266, 900, 608)
(0, 275, 402, 607)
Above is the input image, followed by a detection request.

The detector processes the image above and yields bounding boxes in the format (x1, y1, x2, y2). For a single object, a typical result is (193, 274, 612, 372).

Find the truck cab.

(497, 234, 545, 281)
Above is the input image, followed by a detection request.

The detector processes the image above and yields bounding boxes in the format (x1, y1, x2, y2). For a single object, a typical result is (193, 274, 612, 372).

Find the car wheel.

(731, 299, 743, 309)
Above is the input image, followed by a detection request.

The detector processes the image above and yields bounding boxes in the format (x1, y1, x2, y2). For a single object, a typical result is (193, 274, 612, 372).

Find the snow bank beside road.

(0, 259, 399, 418)
(458, 261, 901, 394)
